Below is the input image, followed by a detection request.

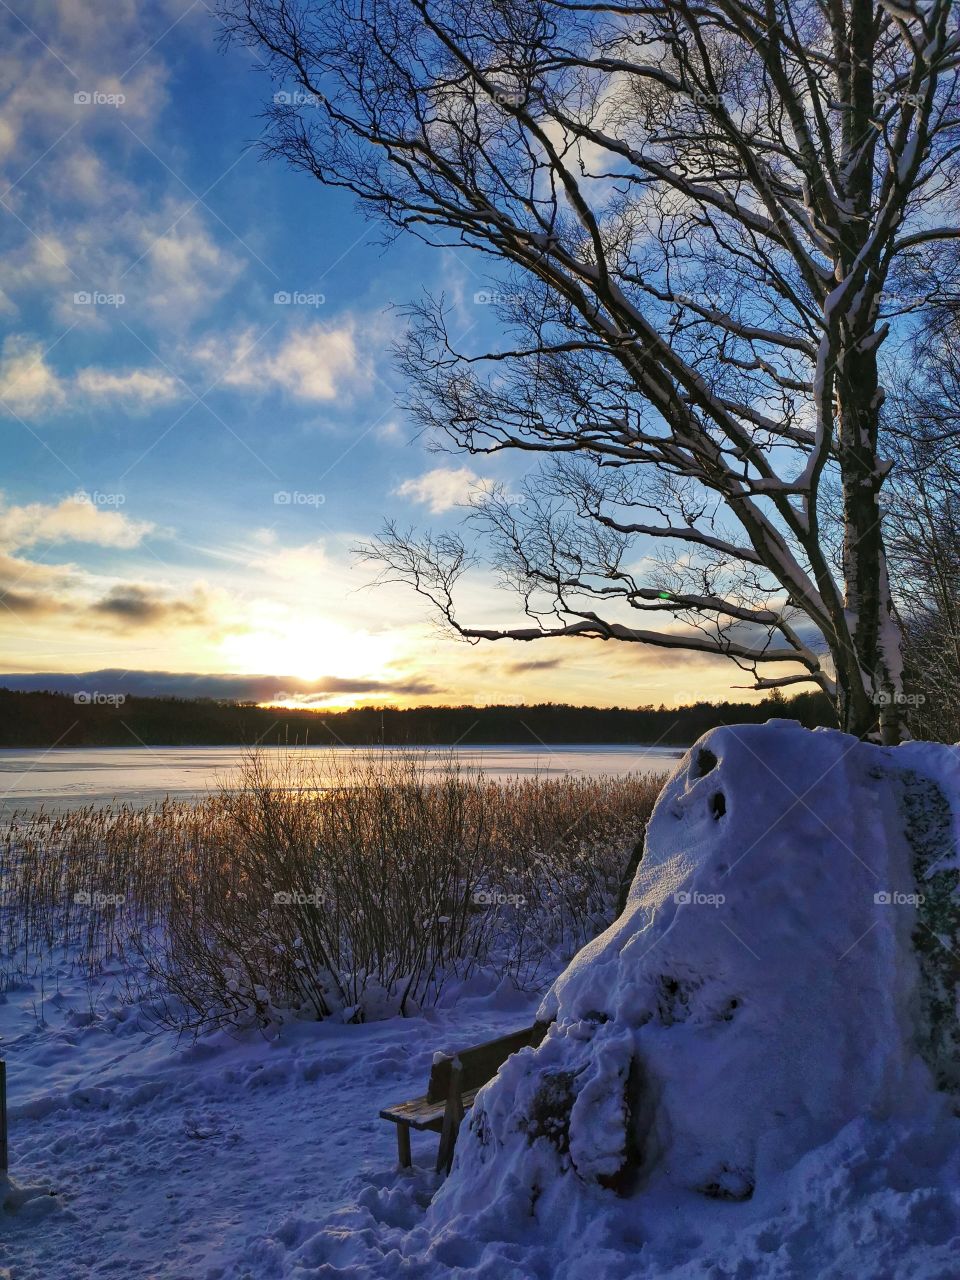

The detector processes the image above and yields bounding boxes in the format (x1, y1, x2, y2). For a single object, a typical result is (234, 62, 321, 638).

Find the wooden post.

(0, 1060, 7, 1174)
(396, 1122, 411, 1169)
(436, 1065, 465, 1174)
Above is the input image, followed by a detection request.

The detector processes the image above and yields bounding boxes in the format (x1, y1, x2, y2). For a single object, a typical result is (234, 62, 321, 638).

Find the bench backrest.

(426, 1021, 549, 1103)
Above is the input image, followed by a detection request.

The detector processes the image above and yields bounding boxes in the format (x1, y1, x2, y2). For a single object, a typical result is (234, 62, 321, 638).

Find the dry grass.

(0, 750, 666, 1031)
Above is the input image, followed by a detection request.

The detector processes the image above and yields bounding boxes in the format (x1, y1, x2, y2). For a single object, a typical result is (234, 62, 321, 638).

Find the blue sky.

(0, 0, 749, 710)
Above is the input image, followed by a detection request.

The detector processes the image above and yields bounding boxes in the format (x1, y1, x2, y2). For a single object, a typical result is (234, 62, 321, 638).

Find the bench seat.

(379, 1088, 480, 1134)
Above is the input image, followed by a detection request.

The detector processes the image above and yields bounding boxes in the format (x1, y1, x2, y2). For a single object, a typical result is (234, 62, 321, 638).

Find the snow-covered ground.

(3, 722, 960, 1279)
(0, 961, 539, 1278)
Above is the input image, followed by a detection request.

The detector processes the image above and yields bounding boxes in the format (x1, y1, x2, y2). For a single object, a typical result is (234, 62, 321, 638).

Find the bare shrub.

(0, 751, 665, 1032)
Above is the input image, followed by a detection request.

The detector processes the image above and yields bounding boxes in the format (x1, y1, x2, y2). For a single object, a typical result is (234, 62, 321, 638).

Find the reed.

(0, 750, 666, 1031)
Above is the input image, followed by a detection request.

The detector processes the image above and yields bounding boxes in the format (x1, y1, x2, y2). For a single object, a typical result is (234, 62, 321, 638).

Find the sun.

(220, 617, 397, 685)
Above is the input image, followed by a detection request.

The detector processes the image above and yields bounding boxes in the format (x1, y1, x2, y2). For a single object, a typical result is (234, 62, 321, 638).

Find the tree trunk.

(836, 340, 905, 741)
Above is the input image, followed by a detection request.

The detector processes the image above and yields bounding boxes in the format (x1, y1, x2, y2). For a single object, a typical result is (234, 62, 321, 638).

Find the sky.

(0, 0, 764, 712)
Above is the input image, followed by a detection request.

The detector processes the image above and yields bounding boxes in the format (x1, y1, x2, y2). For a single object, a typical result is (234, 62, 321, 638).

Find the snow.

(0, 963, 539, 1278)
(3, 722, 960, 1278)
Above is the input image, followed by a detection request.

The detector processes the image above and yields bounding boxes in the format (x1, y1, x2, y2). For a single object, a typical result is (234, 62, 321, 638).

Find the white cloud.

(0, 494, 154, 552)
(139, 217, 246, 327)
(0, 5, 172, 179)
(0, 334, 185, 417)
(394, 465, 480, 513)
(0, 186, 246, 333)
(0, 115, 16, 162)
(0, 335, 67, 417)
(200, 321, 364, 402)
(0, 0, 241, 334)
(247, 536, 332, 583)
(76, 367, 181, 407)
(265, 326, 359, 401)
(0, 235, 73, 301)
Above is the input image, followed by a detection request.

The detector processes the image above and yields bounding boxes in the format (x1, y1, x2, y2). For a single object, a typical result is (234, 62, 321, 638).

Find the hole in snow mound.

(693, 746, 718, 778)
(655, 974, 699, 1025)
(718, 997, 741, 1022)
(711, 791, 726, 819)
(700, 1165, 754, 1201)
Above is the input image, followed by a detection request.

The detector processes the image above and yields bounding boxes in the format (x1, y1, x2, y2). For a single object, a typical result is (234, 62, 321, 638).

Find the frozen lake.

(0, 744, 684, 816)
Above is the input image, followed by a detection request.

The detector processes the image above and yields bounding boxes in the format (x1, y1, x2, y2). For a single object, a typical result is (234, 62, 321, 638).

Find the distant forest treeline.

(0, 686, 836, 748)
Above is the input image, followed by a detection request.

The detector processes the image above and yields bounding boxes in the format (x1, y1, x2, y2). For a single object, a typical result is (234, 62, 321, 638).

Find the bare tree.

(884, 290, 960, 741)
(891, 452, 960, 742)
(221, 0, 960, 739)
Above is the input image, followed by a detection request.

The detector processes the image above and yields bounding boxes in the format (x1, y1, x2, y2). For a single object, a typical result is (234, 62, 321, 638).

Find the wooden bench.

(380, 1022, 549, 1173)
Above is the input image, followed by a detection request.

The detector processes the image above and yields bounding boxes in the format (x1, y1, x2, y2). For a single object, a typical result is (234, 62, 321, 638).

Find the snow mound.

(1, 1174, 59, 1220)
(420, 722, 960, 1264)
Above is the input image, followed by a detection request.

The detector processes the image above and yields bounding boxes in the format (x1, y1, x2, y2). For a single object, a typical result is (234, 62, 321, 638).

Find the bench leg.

(436, 1092, 465, 1175)
(436, 1111, 455, 1175)
(396, 1122, 412, 1169)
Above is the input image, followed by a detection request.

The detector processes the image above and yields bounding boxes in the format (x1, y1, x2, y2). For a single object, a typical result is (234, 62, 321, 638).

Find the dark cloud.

(91, 585, 211, 627)
(0, 571, 217, 631)
(0, 669, 441, 701)
(0, 588, 56, 616)
(505, 658, 563, 674)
